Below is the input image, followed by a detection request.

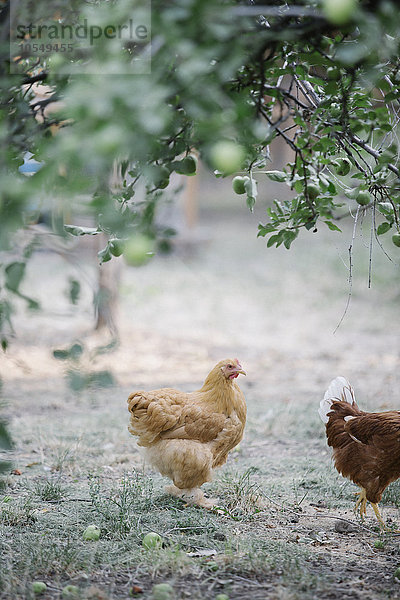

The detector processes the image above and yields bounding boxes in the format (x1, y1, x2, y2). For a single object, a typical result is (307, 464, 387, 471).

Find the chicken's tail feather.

(319, 376, 356, 424)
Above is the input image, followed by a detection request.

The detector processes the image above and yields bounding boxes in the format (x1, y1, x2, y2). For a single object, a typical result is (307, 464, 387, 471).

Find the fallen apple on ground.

(62, 585, 80, 599)
(142, 532, 163, 549)
(32, 582, 47, 595)
(151, 582, 175, 600)
(82, 525, 101, 541)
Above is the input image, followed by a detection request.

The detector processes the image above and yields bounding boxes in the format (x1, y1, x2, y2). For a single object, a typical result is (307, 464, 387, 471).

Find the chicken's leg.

(354, 490, 385, 529)
(165, 485, 219, 509)
(371, 503, 385, 530)
(354, 488, 367, 518)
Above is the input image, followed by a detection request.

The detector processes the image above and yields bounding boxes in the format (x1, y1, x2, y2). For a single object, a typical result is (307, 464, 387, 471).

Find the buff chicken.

(319, 376, 400, 528)
(127, 359, 246, 508)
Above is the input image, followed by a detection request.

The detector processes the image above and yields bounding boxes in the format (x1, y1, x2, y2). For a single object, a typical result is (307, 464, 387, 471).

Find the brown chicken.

(319, 377, 400, 527)
(127, 359, 246, 508)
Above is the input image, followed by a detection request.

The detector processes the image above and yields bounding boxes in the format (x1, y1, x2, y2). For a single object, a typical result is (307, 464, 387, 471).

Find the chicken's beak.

(235, 368, 246, 376)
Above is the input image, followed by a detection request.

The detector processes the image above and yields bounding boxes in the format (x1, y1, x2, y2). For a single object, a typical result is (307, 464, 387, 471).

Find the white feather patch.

(318, 376, 356, 424)
(318, 397, 333, 424)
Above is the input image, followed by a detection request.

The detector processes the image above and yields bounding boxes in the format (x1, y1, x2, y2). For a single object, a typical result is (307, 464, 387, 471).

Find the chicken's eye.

(227, 364, 233, 369)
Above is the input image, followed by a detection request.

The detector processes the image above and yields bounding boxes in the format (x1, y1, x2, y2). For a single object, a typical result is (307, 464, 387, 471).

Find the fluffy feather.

(318, 376, 356, 423)
(127, 359, 246, 507)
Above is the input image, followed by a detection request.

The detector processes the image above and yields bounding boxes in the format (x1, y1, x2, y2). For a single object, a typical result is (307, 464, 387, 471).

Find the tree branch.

(349, 133, 400, 177)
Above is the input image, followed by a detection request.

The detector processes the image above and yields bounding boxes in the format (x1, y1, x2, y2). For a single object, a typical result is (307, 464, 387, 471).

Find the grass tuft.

(214, 467, 263, 519)
(34, 478, 66, 502)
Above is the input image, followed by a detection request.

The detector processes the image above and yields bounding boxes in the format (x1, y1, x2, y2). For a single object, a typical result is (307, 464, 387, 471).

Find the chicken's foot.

(354, 488, 367, 519)
(354, 490, 386, 529)
(165, 485, 219, 509)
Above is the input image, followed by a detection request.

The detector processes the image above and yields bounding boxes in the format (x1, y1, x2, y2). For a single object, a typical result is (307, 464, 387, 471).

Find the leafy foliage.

(53, 342, 116, 391)
(1, 0, 400, 347)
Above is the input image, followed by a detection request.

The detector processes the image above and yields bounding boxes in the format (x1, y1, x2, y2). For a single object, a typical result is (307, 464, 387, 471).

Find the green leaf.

(327, 181, 336, 194)
(98, 245, 112, 264)
(324, 220, 342, 232)
(257, 224, 276, 237)
(293, 180, 304, 194)
(244, 176, 257, 212)
(88, 370, 115, 388)
(384, 91, 400, 102)
(304, 218, 317, 231)
(344, 187, 361, 199)
(283, 230, 298, 249)
(66, 368, 114, 391)
(69, 343, 83, 361)
(377, 222, 391, 235)
(53, 349, 70, 360)
(313, 138, 335, 152)
(66, 369, 89, 392)
(27, 298, 40, 311)
(267, 234, 282, 248)
(53, 343, 83, 361)
(64, 225, 100, 236)
(265, 170, 287, 183)
(5, 262, 26, 293)
(246, 196, 256, 212)
(68, 279, 81, 305)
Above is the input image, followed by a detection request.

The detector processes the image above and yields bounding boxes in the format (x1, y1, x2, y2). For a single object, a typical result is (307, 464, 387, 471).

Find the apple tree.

(2, 0, 400, 310)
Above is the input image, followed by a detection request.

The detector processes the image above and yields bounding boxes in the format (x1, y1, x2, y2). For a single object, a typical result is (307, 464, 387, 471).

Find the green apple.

(109, 239, 124, 257)
(306, 183, 320, 200)
(394, 566, 400, 579)
(215, 595, 229, 600)
(334, 158, 351, 176)
(123, 235, 155, 267)
(210, 141, 245, 175)
(82, 524, 101, 541)
(322, 0, 357, 25)
(142, 532, 162, 549)
(62, 585, 80, 599)
(175, 155, 197, 176)
(232, 176, 250, 195)
(32, 582, 47, 595)
(151, 583, 174, 600)
(392, 233, 400, 247)
(356, 191, 371, 206)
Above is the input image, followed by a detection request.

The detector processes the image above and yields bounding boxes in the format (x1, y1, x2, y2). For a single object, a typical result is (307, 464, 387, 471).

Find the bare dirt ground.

(1, 188, 400, 599)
